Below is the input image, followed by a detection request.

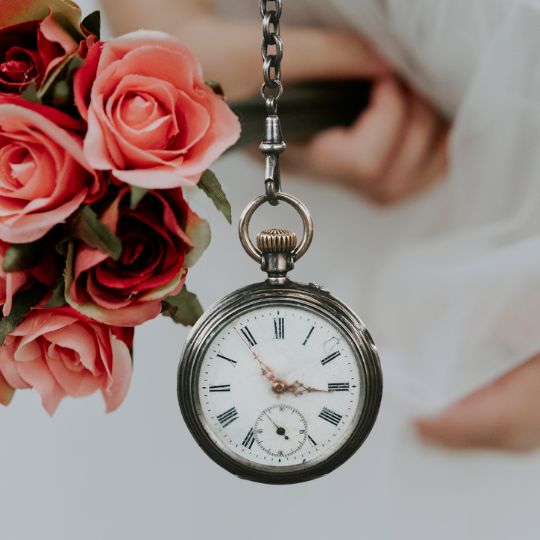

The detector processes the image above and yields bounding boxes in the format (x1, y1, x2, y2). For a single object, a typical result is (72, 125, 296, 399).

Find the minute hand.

(234, 328, 278, 383)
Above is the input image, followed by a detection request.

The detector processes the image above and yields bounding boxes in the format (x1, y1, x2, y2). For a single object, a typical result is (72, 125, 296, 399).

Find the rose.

(0, 307, 134, 414)
(75, 31, 241, 189)
(0, 14, 78, 94)
(0, 97, 100, 243)
(66, 186, 210, 326)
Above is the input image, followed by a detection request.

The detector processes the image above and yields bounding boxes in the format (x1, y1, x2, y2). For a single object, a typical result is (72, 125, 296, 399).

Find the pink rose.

(66, 186, 210, 326)
(0, 97, 100, 243)
(76, 31, 241, 189)
(0, 307, 134, 414)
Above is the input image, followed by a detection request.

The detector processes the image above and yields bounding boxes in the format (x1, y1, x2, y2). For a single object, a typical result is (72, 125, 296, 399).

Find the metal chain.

(259, 0, 285, 205)
(260, 0, 283, 103)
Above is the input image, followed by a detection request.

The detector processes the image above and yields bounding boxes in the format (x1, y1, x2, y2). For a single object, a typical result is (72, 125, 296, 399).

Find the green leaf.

(162, 287, 204, 327)
(21, 82, 41, 103)
(3, 242, 42, 272)
(45, 279, 66, 308)
(81, 10, 101, 39)
(198, 170, 232, 224)
(38, 54, 83, 101)
(130, 186, 147, 210)
(0, 284, 47, 345)
(205, 80, 224, 97)
(69, 205, 122, 260)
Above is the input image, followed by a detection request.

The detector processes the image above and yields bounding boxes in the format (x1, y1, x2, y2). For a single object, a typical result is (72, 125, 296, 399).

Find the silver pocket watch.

(177, 0, 382, 485)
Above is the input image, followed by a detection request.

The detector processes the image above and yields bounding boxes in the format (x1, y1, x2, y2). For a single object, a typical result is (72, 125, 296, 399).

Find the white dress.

(1, 1, 539, 539)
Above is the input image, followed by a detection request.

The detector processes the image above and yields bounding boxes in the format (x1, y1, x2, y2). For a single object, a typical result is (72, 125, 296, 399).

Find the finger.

(416, 353, 540, 452)
(301, 77, 408, 183)
(371, 92, 449, 203)
(178, 18, 389, 100)
(284, 28, 390, 83)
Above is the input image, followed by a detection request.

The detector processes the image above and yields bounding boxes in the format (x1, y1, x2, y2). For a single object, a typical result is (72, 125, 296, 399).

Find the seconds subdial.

(254, 404, 308, 458)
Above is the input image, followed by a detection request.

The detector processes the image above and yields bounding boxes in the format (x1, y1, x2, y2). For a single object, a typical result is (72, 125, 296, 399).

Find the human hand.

(282, 76, 450, 204)
(102, 0, 449, 203)
(415, 353, 540, 452)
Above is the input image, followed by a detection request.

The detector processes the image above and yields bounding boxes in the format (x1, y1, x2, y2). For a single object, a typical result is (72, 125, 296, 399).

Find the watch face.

(178, 282, 382, 484)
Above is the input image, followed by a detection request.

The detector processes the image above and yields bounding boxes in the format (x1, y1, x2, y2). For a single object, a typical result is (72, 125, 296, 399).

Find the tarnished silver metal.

(260, 0, 283, 94)
(238, 192, 313, 265)
(178, 281, 383, 485)
(260, 0, 285, 204)
(260, 112, 286, 203)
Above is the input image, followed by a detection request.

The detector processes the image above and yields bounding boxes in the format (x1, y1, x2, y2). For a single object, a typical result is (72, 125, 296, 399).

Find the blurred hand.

(416, 353, 540, 452)
(102, 0, 450, 204)
(282, 77, 450, 204)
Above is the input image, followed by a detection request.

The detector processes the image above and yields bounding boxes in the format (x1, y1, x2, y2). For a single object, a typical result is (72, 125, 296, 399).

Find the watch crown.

(257, 228, 297, 254)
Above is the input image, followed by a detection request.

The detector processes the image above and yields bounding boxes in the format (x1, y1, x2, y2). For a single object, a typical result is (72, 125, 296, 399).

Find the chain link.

(260, 0, 283, 102)
(259, 0, 285, 204)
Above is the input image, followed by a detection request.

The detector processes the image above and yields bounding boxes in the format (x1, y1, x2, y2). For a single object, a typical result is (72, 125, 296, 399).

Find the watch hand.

(286, 380, 329, 396)
(264, 411, 279, 429)
(265, 412, 289, 439)
(234, 328, 277, 383)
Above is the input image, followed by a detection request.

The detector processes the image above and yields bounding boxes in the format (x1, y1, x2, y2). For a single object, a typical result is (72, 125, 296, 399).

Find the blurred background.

(2, 1, 540, 539)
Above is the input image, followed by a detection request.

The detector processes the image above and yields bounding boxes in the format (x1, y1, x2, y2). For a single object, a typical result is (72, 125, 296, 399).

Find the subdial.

(254, 404, 308, 458)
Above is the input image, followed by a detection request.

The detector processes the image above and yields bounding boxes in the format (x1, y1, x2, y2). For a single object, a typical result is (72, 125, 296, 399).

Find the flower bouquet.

(0, 0, 240, 414)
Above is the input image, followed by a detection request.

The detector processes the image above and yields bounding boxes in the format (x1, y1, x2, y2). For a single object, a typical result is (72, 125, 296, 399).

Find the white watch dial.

(198, 305, 365, 467)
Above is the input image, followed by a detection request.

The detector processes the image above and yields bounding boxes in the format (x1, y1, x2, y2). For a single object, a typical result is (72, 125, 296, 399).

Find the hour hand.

(286, 380, 329, 396)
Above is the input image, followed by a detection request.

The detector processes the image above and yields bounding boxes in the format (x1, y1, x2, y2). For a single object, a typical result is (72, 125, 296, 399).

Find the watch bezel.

(177, 280, 382, 485)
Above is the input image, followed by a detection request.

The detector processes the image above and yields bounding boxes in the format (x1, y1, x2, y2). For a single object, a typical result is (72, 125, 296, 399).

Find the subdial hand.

(265, 411, 289, 440)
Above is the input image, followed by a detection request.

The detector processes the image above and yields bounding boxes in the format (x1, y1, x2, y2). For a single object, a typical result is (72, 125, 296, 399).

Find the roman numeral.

(308, 435, 317, 447)
(321, 350, 341, 366)
(328, 382, 350, 392)
(242, 428, 255, 449)
(274, 317, 285, 339)
(216, 407, 239, 428)
(216, 353, 237, 365)
(303, 326, 314, 346)
(319, 407, 342, 426)
(240, 326, 257, 347)
(209, 384, 231, 392)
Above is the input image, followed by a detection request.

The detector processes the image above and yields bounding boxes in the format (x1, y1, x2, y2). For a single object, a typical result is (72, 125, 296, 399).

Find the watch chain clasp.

(260, 97, 286, 206)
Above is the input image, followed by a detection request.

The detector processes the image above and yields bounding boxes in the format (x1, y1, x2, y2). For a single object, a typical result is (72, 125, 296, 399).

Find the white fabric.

(219, 0, 540, 535)
(2, 1, 540, 539)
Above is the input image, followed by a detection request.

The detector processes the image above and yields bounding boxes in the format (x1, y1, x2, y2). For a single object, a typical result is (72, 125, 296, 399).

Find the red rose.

(0, 14, 78, 94)
(66, 187, 210, 326)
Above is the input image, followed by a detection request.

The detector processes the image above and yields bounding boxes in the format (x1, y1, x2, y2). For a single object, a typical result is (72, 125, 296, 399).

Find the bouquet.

(0, 0, 240, 414)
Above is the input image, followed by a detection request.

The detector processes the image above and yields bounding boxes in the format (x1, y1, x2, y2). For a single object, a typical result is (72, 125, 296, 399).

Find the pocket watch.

(177, 0, 382, 484)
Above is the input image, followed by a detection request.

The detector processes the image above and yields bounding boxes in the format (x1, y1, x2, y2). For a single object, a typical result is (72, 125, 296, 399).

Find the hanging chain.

(260, 0, 284, 103)
(259, 0, 286, 205)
